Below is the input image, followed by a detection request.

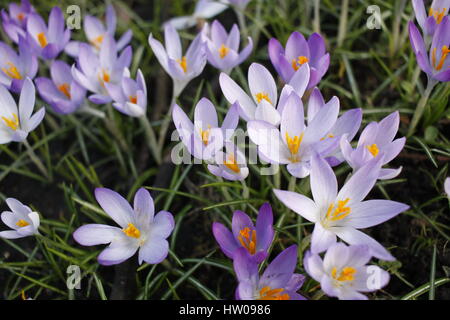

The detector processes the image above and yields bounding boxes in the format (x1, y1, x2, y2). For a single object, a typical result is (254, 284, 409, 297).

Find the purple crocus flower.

(1, 0, 35, 44)
(247, 91, 340, 178)
(105, 68, 147, 117)
(409, 16, 450, 82)
(0, 198, 40, 239)
(220, 62, 311, 125)
(274, 153, 409, 261)
(203, 20, 253, 74)
(307, 87, 362, 167)
(0, 36, 37, 93)
(269, 31, 330, 89)
(0, 78, 45, 144)
(65, 4, 133, 57)
(73, 187, 175, 266)
(212, 203, 274, 263)
(172, 98, 239, 161)
(148, 23, 207, 97)
(26, 7, 70, 60)
(233, 245, 306, 300)
(412, 0, 450, 37)
(304, 243, 390, 300)
(208, 141, 249, 181)
(71, 36, 132, 104)
(35, 60, 86, 115)
(340, 111, 406, 180)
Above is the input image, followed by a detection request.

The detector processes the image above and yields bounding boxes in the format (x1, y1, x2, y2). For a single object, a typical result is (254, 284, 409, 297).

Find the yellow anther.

(238, 227, 257, 255)
(255, 92, 272, 104)
(326, 198, 351, 222)
(177, 56, 187, 73)
(224, 154, 240, 173)
(366, 144, 379, 157)
(2, 113, 19, 131)
(129, 95, 137, 104)
(90, 34, 104, 50)
(429, 7, 447, 24)
(98, 69, 110, 87)
(218, 44, 230, 59)
(292, 56, 309, 71)
(2, 62, 22, 79)
(259, 286, 290, 300)
(58, 83, 71, 99)
(331, 266, 356, 282)
(199, 125, 211, 145)
(122, 223, 141, 239)
(16, 219, 29, 227)
(37, 32, 47, 48)
(432, 45, 450, 71)
(285, 132, 304, 162)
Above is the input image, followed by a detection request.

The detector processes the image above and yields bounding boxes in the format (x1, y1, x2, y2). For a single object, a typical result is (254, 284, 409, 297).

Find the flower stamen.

(16, 219, 29, 227)
(58, 83, 71, 99)
(292, 56, 309, 71)
(255, 92, 272, 104)
(177, 56, 187, 73)
(218, 44, 230, 59)
(286, 132, 304, 162)
(326, 198, 351, 222)
(2, 113, 19, 131)
(224, 154, 240, 173)
(429, 7, 447, 24)
(366, 144, 379, 157)
(2, 62, 22, 79)
(259, 286, 290, 300)
(331, 266, 356, 282)
(238, 227, 257, 255)
(37, 32, 47, 48)
(122, 223, 141, 239)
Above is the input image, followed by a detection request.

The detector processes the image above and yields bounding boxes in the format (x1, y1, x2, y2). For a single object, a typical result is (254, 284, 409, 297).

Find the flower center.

(16, 219, 29, 227)
(325, 198, 351, 223)
(129, 95, 137, 104)
(431, 45, 450, 71)
(218, 44, 230, 59)
(98, 69, 110, 87)
(17, 13, 25, 22)
(255, 92, 272, 104)
(258, 286, 290, 300)
(2, 113, 19, 131)
(321, 133, 334, 141)
(366, 144, 379, 157)
(199, 125, 211, 145)
(224, 154, 240, 173)
(285, 132, 304, 162)
(238, 227, 257, 255)
(122, 223, 141, 239)
(177, 56, 187, 73)
(91, 34, 104, 50)
(291, 56, 309, 71)
(58, 83, 71, 99)
(331, 266, 356, 282)
(429, 7, 447, 24)
(2, 62, 22, 79)
(37, 32, 47, 48)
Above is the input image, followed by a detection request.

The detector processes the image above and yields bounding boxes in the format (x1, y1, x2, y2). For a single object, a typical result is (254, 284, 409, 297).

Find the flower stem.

(235, 8, 248, 40)
(288, 176, 297, 191)
(157, 88, 178, 158)
(140, 116, 162, 165)
(407, 79, 437, 137)
(23, 139, 50, 180)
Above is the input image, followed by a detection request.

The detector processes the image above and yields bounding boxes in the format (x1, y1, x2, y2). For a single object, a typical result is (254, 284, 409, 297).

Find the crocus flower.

(269, 31, 330, 89)
(203, 20, 253, 74)
(304, 243, 390, 300)
(172, 98, 239, 161)
(105, 68, 147, 117)
(274, 154, 409, 260)
(148, 23, 207, 97)
(247, 91, 339, 178)
(0, 36, 37, 93)
(0, 78, 45, 144)
(73, 188, 175, 266)
(212, 203, 273, 262)
(164, 0, 228, 30)
(0, 198, 40, 239)
(208, 142, 249, 181)
(409, 16, 450, 82)
(1, 0, 35, 44)
(26, 7, 70, 60)
(307, 87, 362, 166)
(220, 62, 310, 125)
(65, 4, 133, 57)
(71, 36, 132, 104)
(234, 245, 306, 300)
(340, 111, 406, 180)
(412, 0, 450, 37)
(35, 60, 86, 114)
(445, 177, 450, 198)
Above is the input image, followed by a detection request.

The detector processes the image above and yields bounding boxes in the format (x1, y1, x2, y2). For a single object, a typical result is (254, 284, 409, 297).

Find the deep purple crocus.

(0, 36, 37, 93)
(71, 35, 132, 104)
(212, 203, 274, 263)
(1, 0, 35, 44)
(409, 16, 450, 82)
(26, 7, 70, 60)
(233, 245, 306, 300)
(35, 60, 86, 114)
(269, 31, 330, 89)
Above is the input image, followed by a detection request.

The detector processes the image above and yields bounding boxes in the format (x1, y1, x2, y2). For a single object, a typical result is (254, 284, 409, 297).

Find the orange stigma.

(37, 32, 47, 48)
(238, 227, 257, 255)
(326, 198, 351, 222)
(292, 56, 309, 71)
(58, 83, 71, 99)
(259, 286, 290, 300)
